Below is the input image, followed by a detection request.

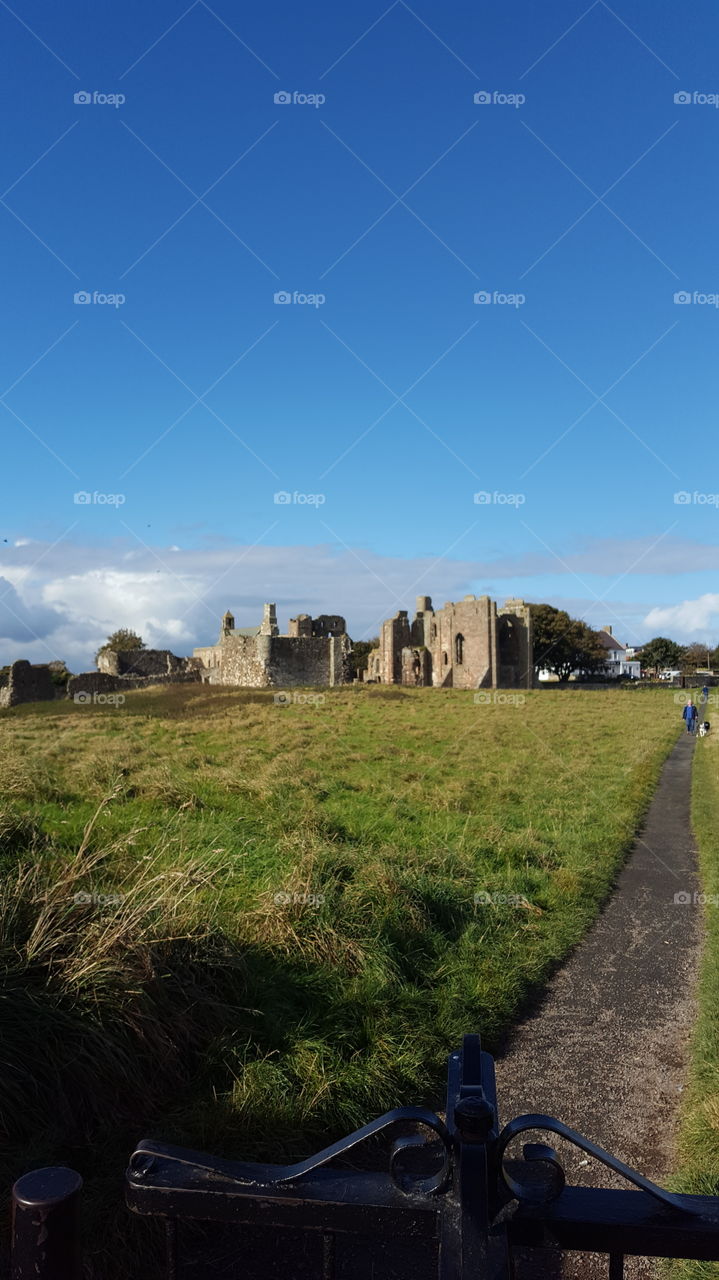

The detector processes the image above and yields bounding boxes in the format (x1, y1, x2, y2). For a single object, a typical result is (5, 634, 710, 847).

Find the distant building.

(538, 624, 641, 681)
(595, 625, 641, 679)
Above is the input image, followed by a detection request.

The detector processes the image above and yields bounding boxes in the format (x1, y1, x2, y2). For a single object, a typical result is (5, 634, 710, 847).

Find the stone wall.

(0, 660, 57, 708)
(431, 595, 495, 689)
(288, 613, 347, 638)
(97, 649, 190, 677)
(67, 670, 200, 699)
(269, 635, 351, 687)
(497, 600, 533, 689)
(213, 635, 274, 687)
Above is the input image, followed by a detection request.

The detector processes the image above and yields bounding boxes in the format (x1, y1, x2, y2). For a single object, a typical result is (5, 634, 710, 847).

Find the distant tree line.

(529, 605, 717, 680)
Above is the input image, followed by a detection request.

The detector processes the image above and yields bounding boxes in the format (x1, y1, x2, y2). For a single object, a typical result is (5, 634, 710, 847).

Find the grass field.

(0, 684, 681, 1275)
(667, 728, 719, 1279)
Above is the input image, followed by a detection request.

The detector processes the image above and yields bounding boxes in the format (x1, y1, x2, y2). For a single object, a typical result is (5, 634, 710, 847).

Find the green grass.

(0, 684, 681, 1276)
(666, 731, 719, 1279)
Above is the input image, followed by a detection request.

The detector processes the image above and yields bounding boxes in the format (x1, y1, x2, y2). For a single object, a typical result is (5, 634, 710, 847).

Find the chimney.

(604, 625, 612, 635)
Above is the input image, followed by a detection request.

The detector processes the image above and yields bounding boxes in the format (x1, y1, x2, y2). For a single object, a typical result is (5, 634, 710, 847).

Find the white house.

(595, 626, 641, 679)
(538, 625, 641, 681)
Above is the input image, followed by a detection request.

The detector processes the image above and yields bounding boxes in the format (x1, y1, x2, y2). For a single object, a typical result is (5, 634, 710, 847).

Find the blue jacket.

(683, 705, 698, 722)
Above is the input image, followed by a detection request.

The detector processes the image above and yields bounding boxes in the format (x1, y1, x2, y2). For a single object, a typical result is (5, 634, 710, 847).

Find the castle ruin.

(364, 596, 532, 689)
(193, 604, 352, 688)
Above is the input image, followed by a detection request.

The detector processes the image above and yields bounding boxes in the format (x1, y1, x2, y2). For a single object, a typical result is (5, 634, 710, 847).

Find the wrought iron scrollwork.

(130, 1104, 453, 1197)
(497, 1113, 714, 1218)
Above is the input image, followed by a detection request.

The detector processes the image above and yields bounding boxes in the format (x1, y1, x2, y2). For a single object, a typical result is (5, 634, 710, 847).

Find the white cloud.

(643, 594, 719, 640)
(1, 532, 718, 671)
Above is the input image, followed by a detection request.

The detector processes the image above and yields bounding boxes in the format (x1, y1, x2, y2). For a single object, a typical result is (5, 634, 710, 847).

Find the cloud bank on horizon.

(1, 533, 718, 671)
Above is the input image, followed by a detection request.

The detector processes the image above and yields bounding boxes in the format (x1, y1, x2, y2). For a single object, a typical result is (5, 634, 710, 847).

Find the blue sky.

(1, 0, 719, 667)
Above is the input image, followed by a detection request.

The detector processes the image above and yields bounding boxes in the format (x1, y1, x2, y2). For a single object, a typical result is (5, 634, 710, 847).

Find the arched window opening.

(455, 633, 464, 665)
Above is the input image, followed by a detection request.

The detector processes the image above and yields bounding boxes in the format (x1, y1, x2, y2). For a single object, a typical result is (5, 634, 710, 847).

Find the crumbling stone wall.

(401, 646, 432, 686)
(195, 605, 353, 688)
(213, 635, 274, 687)
(270, 635, 351, 686)
(0, 660, 57, 708)
(97, 649, 190, 677)
(288, 613, 346, 638)
(497, 599, 533, 688)
(67, 670, 200, 699)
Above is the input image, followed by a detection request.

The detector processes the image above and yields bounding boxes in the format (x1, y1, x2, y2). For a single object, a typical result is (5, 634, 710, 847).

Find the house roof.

(595, 629, 626, 653)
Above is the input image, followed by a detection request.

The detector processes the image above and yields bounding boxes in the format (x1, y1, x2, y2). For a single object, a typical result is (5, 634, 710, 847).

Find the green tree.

(95, 629, 146, 664)
(639, 637, 684, 672)
(529, 604, 605, 681)
(349, 638, 378, 677)
(682, 642, 711, 671)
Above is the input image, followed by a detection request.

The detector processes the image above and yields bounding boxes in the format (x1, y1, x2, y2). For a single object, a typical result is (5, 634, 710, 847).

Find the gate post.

(11, 1167, 82, 1280)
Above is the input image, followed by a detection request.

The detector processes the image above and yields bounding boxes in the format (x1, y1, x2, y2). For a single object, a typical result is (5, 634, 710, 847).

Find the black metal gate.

(12, 1034, 719, 1277)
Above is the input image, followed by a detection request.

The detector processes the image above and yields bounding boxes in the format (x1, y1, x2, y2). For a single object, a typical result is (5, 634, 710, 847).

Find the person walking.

(683, 699, 698, 734)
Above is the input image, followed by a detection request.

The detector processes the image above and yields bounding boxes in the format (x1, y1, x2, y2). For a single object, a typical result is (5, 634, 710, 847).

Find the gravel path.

(495, 731, 701, 1279)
